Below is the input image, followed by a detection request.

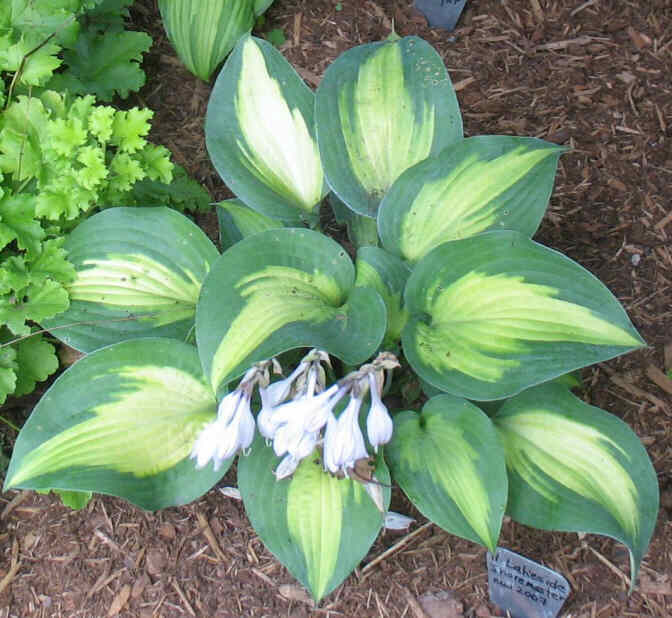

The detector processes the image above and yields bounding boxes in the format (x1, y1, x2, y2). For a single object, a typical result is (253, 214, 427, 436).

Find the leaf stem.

(0, 415, 20, 432)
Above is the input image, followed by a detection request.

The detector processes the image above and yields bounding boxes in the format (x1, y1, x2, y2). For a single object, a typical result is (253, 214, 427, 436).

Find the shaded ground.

(2, 0, 671, 616)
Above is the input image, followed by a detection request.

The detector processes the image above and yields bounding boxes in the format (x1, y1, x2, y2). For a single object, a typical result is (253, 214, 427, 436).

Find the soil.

(1, 0, 672, 617)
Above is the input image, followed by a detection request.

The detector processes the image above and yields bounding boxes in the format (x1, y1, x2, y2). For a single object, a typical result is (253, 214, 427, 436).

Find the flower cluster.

(191, 350, 398, 480)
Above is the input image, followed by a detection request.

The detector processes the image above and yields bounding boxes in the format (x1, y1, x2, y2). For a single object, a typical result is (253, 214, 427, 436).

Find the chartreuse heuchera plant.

(4, 35, 659, 602)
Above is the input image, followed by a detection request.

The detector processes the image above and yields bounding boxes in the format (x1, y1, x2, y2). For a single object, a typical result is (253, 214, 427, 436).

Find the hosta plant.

(4, 35, 659, 602)
(158, 0, 275, 81)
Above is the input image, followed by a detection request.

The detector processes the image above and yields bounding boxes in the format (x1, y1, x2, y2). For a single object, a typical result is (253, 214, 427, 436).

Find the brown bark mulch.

(1, 1, 671, 616)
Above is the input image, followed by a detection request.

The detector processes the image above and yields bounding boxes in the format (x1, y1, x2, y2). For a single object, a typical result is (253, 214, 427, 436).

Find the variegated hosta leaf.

(42, 208, 219, 353)
(206, 35, 326, 224)
(217, 198, 283, 250)
(355, 246, 410, 347)
(196, 228, 386, 393)
(158, 0, 255, 81)
(403, 230, 645, 400)
(316, 36, 462, 218)
(378, 136, 565, 262)
(329, 194, 379, 249)
(254, 0, 275, 15)
(238, 436, 390, 601)
(494, 383, 659, 585)
(387, 395, 507, 551)
(3, 339, 223, 510)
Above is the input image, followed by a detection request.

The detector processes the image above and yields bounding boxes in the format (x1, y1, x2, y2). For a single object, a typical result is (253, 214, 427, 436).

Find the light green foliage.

(0, 0, 151, 101)
(0, 90, 174, 400)
(0, 91, 173, 224)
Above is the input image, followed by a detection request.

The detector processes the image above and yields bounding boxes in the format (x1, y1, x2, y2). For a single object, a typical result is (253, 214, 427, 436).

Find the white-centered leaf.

(206, 36, 326, 223)
(235, 37, 324, 212)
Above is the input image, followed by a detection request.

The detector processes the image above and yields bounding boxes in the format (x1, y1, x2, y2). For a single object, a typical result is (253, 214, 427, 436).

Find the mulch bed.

(1, 1, 671, 616)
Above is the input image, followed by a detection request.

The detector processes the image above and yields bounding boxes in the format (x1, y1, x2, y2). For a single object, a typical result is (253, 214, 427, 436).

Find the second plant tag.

(486, 548, 570, 618)
(414, 0, 468, 31)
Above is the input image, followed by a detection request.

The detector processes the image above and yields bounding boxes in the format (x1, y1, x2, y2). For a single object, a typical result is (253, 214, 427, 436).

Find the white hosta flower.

(191, 390, 255, 470)
(366, 372, 393, 452)
(259, 381, 343, 442)
(384, 511, 415, 530)
(260, 361, 307, 409)
(323, 394, 369, 476)
(275, 454, 301, 480)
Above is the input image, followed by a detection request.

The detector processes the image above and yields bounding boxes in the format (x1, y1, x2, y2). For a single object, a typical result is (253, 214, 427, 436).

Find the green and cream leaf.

(403, 231, 644, 400)
(238, 436, 390, 601)
(378, 136, 565, 262)
(494, 383, 659, 585)
(355, 246, 410, 347)
(316, 36, 462, 218)
(196, 228, 386, 393)
(206, 36, 326, 223)
(217, 198, 284, 250)
(158, 0, 255, 81)
(4, 339, 223, 510)
(387, 395, 507, 551)
(42, 208, 219, 352)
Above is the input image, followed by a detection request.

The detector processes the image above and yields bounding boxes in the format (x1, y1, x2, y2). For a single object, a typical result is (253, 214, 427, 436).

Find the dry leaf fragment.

(278, 584, 313, 604)
(627, 26, 651, 49)
(419, 590, 464, 618)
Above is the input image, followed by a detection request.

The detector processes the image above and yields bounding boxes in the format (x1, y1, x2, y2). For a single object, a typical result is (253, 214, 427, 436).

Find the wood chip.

(195, 511, 226, 562)
(171, 579, 196, 616)
(107, 584, 131, 616)
(402, 586, 430, 618)
(453, 76, 475, 91)
(0, 538, 21, 596)
(665, 342, 672, 372)
(529, 0, 543, 22)
(627, 26, 651, 50)
(639, 573, 672, 596)
(361, 522, 433, 576)
(645, 364, 672, 395)
(132, 573, 150, 599)
(535, 36, 594, 51)
(1, 491, 30, 520)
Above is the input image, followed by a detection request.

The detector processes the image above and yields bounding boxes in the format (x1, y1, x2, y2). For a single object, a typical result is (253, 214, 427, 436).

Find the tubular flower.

(266, 379, 344, 459)
(323, 392, 369, 476)
(366, 371, 393, 452)
(191, 389, 255, 470)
